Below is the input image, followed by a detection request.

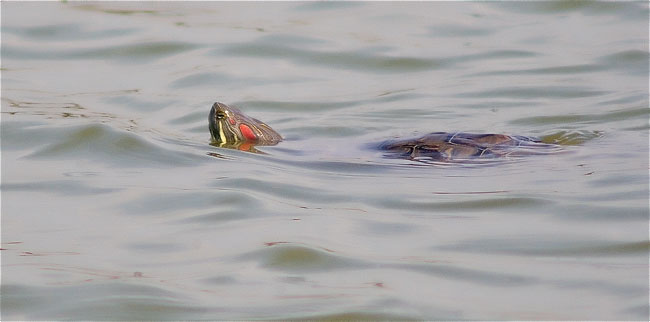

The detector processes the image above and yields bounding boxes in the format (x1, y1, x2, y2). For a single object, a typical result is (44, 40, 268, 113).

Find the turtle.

(208, 102, 560, 162)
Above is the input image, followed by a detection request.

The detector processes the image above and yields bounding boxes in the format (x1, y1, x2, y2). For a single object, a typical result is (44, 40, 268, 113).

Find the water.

(2, 2, 648, 320)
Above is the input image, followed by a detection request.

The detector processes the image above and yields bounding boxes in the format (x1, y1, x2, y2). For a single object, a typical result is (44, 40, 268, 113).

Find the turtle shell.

(378, 132, 558, 161)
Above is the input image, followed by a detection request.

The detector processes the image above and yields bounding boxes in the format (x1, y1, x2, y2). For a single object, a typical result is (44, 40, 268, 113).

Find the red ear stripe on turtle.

(239, 124, 258, 141)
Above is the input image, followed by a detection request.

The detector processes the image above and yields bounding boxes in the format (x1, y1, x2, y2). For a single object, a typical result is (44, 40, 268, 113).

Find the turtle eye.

(216, 111, 226, 119)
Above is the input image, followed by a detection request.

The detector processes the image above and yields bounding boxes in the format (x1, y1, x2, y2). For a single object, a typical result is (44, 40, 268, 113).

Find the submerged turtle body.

(379, 132, 556, 161)
(208, 102, 558, 161)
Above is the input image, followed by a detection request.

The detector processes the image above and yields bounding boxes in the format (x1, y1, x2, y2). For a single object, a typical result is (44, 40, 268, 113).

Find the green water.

(2, 2, 648, 320)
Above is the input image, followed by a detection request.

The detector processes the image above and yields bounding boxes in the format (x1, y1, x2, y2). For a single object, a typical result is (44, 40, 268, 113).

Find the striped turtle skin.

(209, 102, 282, 151)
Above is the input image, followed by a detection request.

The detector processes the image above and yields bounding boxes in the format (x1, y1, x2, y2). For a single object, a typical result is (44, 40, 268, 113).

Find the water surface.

(2, 2, 649, 320)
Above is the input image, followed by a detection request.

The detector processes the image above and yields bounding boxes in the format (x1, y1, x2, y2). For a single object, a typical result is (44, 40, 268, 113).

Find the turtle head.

(209, 102, 282, 147)
(209, 102, 245, 145)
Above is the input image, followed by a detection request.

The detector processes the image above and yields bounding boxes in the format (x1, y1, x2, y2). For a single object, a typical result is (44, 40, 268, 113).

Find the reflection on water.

(2, 1, 648, 320)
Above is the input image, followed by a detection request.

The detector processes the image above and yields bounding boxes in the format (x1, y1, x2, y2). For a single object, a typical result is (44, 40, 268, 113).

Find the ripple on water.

(169, 71, 313, 89)
(1, 180, 120, 195)
(104, 95, 179, 112)
(238, 242, 538, 287)
(2, 41, 198, 62)
(238, 242, 367, 272)
(540, 130, 604, 145)
(2, 23, 137, 41)
(551, 204, 648, 222)
(599, 50, 650, 75)
(438, 237, 650, 257)
(428, 24, 496, 38)
(511, 107, 648, 127)
(1, 283, 208, 320)
(209, 177, 349, 204)
(470, 64, 605, 76)
(459, 86, 609, 99)
(120, 190, 264, 217)
(293, 1, 363, 11)
(493, 0, 648, 17)
(466, 50, 650, 77)
(27, 123, 203, 168)
(375, 196, 551, 213)
(219, 42, 442, 74)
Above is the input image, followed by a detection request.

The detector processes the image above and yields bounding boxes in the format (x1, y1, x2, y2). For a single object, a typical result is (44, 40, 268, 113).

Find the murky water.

(2, 2, 648, 320)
